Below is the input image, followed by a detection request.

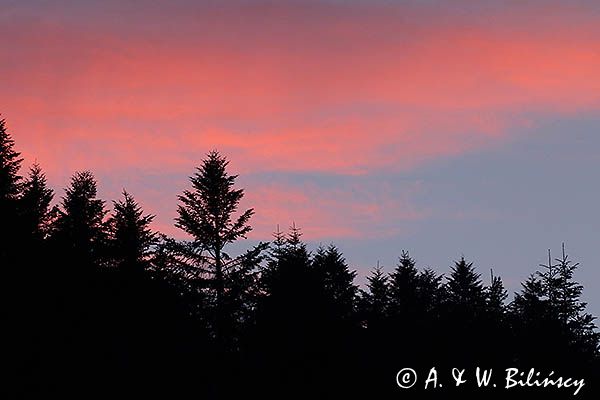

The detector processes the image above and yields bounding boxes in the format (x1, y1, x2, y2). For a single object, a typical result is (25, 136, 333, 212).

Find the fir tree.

(486, 269, 508, 318)
(510, 273, 560, 366)
(174, 151, 265, 346)
(0, 118, 22, 202)
(107, 190, 156, 271)
(261, 223, 312, 296)
(51, 171, 107, 265)
(552, 245, 599, 359)
(388, 250, 420, 316)
(511, 274, 550, 323)
(359, 265, 390, 328)
(538, 248, 560, 307)
(0, 118, 23, 258)
(446, 256, 485, 313)
(417, 268, 444, 315)
(19, 163, 54, 241)
(312, 244, 358, 321)
(554, 244, 584, 324)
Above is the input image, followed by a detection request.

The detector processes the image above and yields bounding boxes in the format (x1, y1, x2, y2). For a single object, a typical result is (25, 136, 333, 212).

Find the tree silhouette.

(446, 256, 485, 314)
(107, 190, 156, 271)
(174, 150, 265, 349)
(0, 118, 23, 259)
(19, 163, 54, 242)
(545, 245, 599, 365)
(252, 224, 356, 397)
(51, 171, 107, 266)
(417, 267, 444, 316)
(0, 118, 22, 202)
(511, 273, 553, 335)
(553, 244, 589, 326)
(359, 264, 390, 328)
(2, 117, 599, 398)
(312, 244, 358, 322)
(509, 246, 600, 382)
(388, 250, 420, 317)
(486, 269, 508, 316)
(443, 257, 487, 366)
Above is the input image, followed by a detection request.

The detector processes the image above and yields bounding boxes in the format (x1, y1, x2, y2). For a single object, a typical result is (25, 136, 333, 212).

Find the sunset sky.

(2, 0, 600, 312)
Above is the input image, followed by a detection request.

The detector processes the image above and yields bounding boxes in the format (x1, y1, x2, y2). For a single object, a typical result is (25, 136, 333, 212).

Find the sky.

(1, 0, 600, 313)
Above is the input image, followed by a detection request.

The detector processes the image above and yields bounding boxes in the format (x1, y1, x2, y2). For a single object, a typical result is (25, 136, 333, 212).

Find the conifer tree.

(108, 190, 155, 271)
(0, 118, 22, 203)
(359, 265, 390, 328)
(0, 118, 23, 258)
(486, 269, 508, 317)
(510, 273, 561, 366)
(511, 274, 550, 323)
(260, 224, 312, 298)
(270, 224, 286, 257)
(538, 248, 560, 307)
(446, 257, 485, 313)
(286, 222, 304, 251)
(312, 244, 358, 321)
(417, 268, 444, 315)
(554, 244, 584, 324)
(19, 163, 54, 242)
(388, 250, 420, 316)
(51, 171, 107, 265)
(442, 257, 487, 366)
(552, 245, 599, 358)
(175, 151, 265, 346)
(253, 224, 334, 397)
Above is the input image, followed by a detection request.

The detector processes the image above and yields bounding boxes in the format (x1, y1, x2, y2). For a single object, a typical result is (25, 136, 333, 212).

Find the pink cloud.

(240, 182, 428, 240)
(2, 1, 600, 239)
(4, 9, 600, 178)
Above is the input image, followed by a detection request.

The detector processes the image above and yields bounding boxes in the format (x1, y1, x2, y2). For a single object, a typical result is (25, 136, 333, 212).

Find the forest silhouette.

(1, 117, 599, 399)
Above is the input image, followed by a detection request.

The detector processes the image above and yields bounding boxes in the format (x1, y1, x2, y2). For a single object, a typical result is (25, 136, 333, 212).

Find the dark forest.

(2, 118, 599, 399)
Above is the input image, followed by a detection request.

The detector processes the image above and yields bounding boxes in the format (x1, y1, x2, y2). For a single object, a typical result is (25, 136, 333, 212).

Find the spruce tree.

(108, 190, 155, 271)
(511, 274, 550, 324)
(443, 257, 486, 362)
(260, 224, 312, 299)
(312, 244, 358, 321)
(0, 118, 22, 203)
(417, 268, 444, 316)
(0, 118, 23, 258)
(485, 269, 508, 318)
(552, 245, 599, 359)
(254, 225, 331, 397)
(51, 171, 107, 266)
(175, 151, 265, 346)
(446, 256, 485, 313)
(388, 250, 420, 317)
(554, 244, 584, 324)
(510, 274, 558, 366)
(19, 163, 54, 242)
(359, 265, 390, 328)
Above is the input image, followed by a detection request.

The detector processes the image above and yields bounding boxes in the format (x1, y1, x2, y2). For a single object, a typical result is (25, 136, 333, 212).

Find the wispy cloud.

(2, 0, 600, 239)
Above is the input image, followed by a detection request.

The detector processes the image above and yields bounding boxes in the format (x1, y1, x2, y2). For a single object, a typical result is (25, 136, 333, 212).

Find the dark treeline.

(2, 118, 599, 399)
